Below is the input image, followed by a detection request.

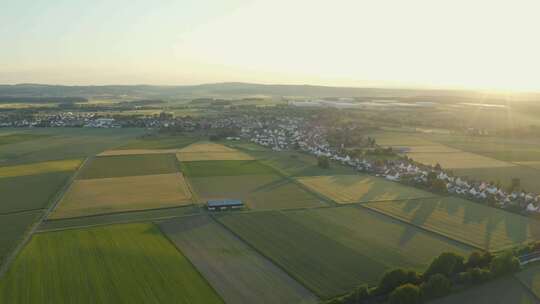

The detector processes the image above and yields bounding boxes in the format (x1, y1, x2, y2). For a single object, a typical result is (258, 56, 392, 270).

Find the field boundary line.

(357, 204, 484, 252)
(0, 207, 46, 216)
(0, 156, 89, 278)
(513, 275, 540, 303)
(208, 213, 323, 299)
(154, 221, 225, 302)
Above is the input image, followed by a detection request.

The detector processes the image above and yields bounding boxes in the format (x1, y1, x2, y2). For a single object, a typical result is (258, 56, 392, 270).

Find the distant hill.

(0, 82, 538, 102)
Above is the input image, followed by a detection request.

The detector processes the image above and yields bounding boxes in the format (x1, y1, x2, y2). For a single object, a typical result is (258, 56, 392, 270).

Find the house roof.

(207, 199, 243, 207)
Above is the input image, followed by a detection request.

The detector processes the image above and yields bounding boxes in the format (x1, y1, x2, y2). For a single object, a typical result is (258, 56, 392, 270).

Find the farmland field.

(0, 159, 81, 178)
(285, 206, 472, 270)
(0, 133, 49, 146)
(50, 173, 193, 219)
(189, 175, 326, 209)
(297, 174, 434, 204)
(432, 276, 539, 304)
(0, 211, 42, 267)
(0, 223, 224, 304)
(176, 151, 254, 161)
(0, 128, 143, 166)
(216, 211, 376, 299)
(160, 215, 318, 304)
(406, 150, 514, 169)
(39, 206, 200, 232)
(114, 134, 198, 150)
(0, 171, 74, 213)
(363, 197, 540, 251)
(516, 264, 540, 300)
(78, 154, 178, 179)
(181, 160, 277, 177)
(179, 142, 237, 153)
(453, 166, 540, 192)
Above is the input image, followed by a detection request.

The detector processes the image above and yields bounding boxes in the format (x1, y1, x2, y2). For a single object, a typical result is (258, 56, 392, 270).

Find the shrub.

(318, 156, 330, 169)
(375, 269, 421, 295)
(465, 251, 492, 269)
(424, 252, 464, 279)
(389, 284, 422, 304)
(421, 274, 451, 300)
(490, 251, 520, 277)
(325, 285, 370, 304)
(468, 267, 492, 284)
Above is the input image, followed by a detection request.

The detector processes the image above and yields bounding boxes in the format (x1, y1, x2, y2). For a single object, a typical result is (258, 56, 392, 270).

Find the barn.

(207, 199, 244, 211)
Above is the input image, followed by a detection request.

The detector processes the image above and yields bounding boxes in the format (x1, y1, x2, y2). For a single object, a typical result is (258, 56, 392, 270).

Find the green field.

(432, 276, 539, 304)
(0, 223, 224, 304)
(516, 264, 540, 300)
(39, 206, 200, 232)
(297, 174, 434, 204)
(115, 134, 199, 150)
(190, 175, 327, 210)
(160, 215, 318, 304)
(216, 211, 375, 299)
(454, 166, 540, 192)
(252, 151, 356, 176)
(0, 171, 73, 213)
(0, 211, 42, 267)
(0, 128, 143, 166)
(364, 197, 540, 251)
(79, 154, 179, 179)
(0, 133, 49, 146)
(181, 160, 277, 177)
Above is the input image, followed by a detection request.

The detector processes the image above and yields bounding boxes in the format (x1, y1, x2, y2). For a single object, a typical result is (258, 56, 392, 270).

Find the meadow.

(114, 134, 199, 150)
(39, 206, 200, 232)
(50, 173, 193, 219)
(453, 166, 540, 192)
(0, 211, 42, 267)
(516, 264, 540, 300)
(189, 174, 326, 210)
(180, 160, 277, 177)
(160, 215, 318, 304)
(296, 174, 434, 204)
(363, 197, 540, 251)
(0, 133, 50, 146)
(176, 151, 254, 161)
(78, 154, 178, 179)
(432, 276, 539, 304)
(179, 142, 238, 153)
(216, 211, 377, 299)
(0, 223, 224, 304)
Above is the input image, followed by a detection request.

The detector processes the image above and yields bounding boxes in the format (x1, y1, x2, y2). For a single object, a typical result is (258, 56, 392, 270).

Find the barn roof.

(207, 199, 243, 207)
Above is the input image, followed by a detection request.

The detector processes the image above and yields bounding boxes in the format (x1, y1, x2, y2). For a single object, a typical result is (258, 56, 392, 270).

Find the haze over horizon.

(2, 0, 539, 92)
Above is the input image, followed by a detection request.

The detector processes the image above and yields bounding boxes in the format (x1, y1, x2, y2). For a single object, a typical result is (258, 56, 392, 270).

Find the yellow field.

(407, 151, 514, 169)
(297, 175, 432, 204)
(179, 142, 237, 153)
(98, 149, 180, 156)
(50, 173, 193, 219)
(0, 159, 82, 178)
(176, 151, 254, 162)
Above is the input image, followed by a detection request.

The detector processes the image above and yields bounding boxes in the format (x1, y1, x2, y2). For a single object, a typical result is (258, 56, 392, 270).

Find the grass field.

(252, 151, 356, 176)
(181, 160, 277, 177)
(160, 216, 318, 304)
(177, 151, 254, 161)
(0, 211, 42, 267)
(297, 174, 434, 204)
(0, 223, 224, 304)
(454, 166, 540, 192)
(179, 142, 238, 153)
(516, 264, 540, 300)
(114, 134, 198, 150)
(0, 171, 74, 213)
(432, 276, 539, 304)
(39, 206, 200, 232)
(0, 128, 143, 166)
(285, 206, 472, 270)
(363, 197, 540, 251)
(216, 211, 376, 299)
(0, 159, 81, 178)
(190, 175, 326, 210)
(407, 150, 514, 169)
(0, 133, 49, 146)
(78, 154, 178, 179)
(50, 173, 193, 219)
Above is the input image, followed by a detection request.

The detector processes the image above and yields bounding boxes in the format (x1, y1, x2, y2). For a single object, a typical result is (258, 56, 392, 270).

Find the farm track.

(0, 156, 90, 278)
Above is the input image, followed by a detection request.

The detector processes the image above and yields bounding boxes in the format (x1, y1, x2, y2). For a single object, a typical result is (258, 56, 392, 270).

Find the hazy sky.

(1, 0, 539, 91)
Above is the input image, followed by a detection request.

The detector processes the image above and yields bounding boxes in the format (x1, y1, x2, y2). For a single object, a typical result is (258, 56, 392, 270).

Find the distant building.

(207, 199, 244, 211)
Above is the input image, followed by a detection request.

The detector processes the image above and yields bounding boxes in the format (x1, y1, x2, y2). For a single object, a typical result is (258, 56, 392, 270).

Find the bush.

(375, 269, 421, 295)
(324, 285, 370, 304)
(318, 156, 330, 169)
(468, 267, 492, 284)
(389, 284, 422, 304)
(465, 251, 492, 269)
(424, 252, 464, 279)
(421, 274, 451, 300)
(490, 251, 520, 277)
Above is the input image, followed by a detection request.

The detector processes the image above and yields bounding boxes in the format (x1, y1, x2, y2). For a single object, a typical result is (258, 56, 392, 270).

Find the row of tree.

(326, 250, 520, 304)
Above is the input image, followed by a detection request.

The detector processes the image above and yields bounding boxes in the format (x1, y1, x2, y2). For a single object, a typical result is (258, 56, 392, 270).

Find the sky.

(1, 0, 539, 91)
